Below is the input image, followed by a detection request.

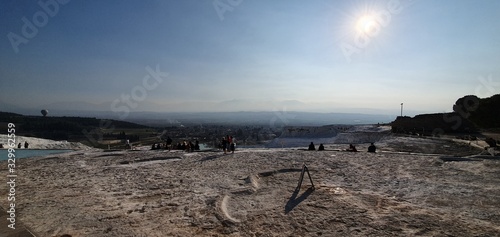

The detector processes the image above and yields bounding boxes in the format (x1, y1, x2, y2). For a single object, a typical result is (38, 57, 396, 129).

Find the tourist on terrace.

(308, 142, 316, 151)
(318, 144, 325, 151)
(347, 144, 357, 152)
(368, 143, 376, 153)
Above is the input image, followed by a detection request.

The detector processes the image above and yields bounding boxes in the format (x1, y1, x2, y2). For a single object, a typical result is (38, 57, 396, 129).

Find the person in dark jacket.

(347, 144, 357, 152)
(222, 137, 228, 154)
(368, 143, 376, 153)
(318, 144, 325, 151)
(308, 142, 316, 151)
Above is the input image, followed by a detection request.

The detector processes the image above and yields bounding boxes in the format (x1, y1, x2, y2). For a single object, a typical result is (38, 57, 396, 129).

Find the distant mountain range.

(0, 107, 395, 127)
(0, 99, 424, 125)
(124, 111, 396, 127)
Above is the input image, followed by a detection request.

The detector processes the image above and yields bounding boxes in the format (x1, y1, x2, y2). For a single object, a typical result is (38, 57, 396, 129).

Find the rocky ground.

(1, 140, 499, 237)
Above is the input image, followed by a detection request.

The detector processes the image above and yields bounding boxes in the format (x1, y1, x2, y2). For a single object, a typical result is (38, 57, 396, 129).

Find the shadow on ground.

(285, 187, 315, 214)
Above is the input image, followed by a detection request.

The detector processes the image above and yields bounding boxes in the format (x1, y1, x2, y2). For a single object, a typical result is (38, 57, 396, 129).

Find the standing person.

(189, 141, 195, 152)
(222, 137, 228, 154)
(230, 142, 235, 153)
(166, 137, 173, 150)
(194, 140, 200, 151)
(18, 143, 22, 149)
(226, 135, 232, 150)
(182, 141, 188, 151)
(24, 141, 29, 149)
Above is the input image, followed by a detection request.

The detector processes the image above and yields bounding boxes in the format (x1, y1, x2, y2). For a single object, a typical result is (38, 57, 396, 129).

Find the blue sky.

(1, 0, 499, 115)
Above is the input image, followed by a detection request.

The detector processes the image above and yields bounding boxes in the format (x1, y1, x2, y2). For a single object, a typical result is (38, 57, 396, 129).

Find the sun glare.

(356, 15, 377, 34)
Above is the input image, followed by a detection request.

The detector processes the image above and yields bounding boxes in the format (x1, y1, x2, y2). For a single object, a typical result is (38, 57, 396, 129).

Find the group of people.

(151, 138, 201, 152)
(220, 135, 236, 154)
(345, 143, 377, 152)
(347, 144, 357, 152)
(149, 135, 237, 154)
(308, 142, 377, 153)
(173, 140, 201, 151)
(308, 142, 325, 151)
(15, 141, 29, 149)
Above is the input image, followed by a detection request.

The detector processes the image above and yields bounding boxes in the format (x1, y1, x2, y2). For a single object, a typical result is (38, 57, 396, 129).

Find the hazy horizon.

(2, 98, 432, 117)
(1, 0, 499, 115)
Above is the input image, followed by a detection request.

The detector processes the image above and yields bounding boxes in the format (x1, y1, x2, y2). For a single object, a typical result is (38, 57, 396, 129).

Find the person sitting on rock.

(318, 144, 325, 151)
(308, 142, 316, 151)
(347, 144, 357, 152)
(368, 143, 376, 153)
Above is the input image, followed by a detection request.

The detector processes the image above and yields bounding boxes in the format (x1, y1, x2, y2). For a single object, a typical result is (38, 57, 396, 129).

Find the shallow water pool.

(0, 149, 74, 160)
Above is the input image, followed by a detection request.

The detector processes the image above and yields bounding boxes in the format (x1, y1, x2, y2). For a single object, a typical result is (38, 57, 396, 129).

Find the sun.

(356, 15, 377, 34)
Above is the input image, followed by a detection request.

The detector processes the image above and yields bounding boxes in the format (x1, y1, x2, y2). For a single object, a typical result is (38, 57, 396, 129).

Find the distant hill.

(454, 94, 500, 129)
(391, 113, 477, 135)
(391, 94, 500, 135)
(279, 125, 341, 138)
(125, 111, 395, 127)
(0, 111, 150, 141)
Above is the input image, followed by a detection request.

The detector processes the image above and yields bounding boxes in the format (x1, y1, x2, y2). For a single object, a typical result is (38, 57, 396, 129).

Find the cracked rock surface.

(1, 148, 499, 236)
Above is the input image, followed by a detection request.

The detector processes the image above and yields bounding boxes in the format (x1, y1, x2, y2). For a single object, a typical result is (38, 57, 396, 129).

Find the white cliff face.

(279, 125, 391, 139)
(279, 125, 343, 138)
(267, 125, 392, 148)
(0, 134, 91, 150)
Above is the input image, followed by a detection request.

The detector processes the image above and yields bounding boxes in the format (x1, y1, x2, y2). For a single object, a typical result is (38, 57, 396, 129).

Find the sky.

(1, 0, 499, 116)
